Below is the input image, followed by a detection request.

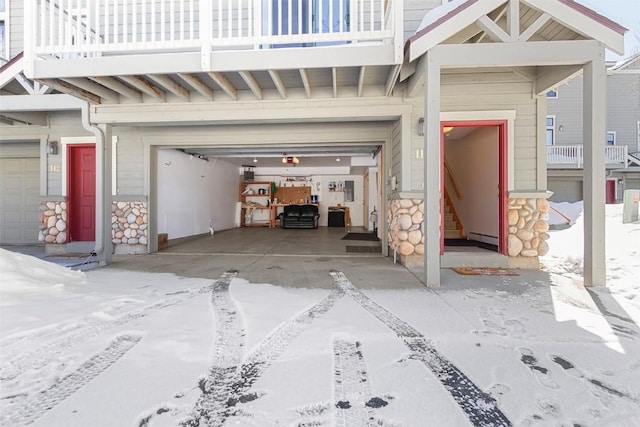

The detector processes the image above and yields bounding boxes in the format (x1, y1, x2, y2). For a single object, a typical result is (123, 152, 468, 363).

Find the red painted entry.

(68, 145, 96, 242)
(606, 180, 616, 204)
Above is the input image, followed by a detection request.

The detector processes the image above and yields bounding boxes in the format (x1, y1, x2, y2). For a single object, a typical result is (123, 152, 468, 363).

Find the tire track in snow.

(183, 278, 346, 427)
(333, 338, 375, 427)
(0, 334, 142, 427)
(0, 282, 214, 383)
(330, 270, 512, 427)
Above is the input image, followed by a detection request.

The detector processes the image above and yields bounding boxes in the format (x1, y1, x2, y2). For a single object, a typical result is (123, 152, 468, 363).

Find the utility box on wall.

(623, 189, 639, 224)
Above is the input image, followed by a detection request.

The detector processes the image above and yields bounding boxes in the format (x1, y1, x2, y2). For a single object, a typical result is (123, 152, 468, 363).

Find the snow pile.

(542, 203, 640, 300)
(0, 248, 85, 297)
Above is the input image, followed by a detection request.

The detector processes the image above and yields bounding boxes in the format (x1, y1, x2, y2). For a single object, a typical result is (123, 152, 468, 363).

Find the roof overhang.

(407, 0, 627, 63)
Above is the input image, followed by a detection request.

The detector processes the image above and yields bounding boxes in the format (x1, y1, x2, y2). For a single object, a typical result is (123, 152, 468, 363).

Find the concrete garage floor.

(109, 226, 426, 290)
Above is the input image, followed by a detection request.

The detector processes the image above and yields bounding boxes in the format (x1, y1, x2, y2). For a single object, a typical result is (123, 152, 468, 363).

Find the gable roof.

(610, 52, 640, 72)
(407, 0, 627, 62)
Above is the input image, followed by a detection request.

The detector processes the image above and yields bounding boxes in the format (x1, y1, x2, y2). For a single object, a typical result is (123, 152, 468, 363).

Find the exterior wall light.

(47, 140, 59, 155)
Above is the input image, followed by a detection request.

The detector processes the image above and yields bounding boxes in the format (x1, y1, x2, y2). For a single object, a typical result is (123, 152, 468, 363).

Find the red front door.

(68, 145, 95, 242)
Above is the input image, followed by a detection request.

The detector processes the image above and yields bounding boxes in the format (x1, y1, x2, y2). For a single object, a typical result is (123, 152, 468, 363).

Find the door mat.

(346, 245, 382, 253)
(342, 232, 380, 241)
(451, 267, 519, 276)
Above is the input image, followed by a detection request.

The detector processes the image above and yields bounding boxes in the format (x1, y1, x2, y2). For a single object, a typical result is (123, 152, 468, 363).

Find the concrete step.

(442, 251, 508, 268)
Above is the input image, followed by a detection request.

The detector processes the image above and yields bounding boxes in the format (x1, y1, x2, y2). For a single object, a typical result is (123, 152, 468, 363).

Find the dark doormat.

(444, 239, 498, 252)
(346, 245, 382, 253)
(342, 232, 380, 241)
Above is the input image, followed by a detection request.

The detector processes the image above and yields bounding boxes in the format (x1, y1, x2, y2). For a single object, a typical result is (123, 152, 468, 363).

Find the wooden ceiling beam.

(357, 66, 366, 97)
(39, 79, 102, 104)
(178, 73, 214, 101)
(147, 74, 190, 101)
(89, 76, 142, 102)
(268, 70, 287, 99)
(62, 77, 120, 103)
(208, 72, 237, 100)
(119, 75, 165, 101)
(239, 71, 263, 100)
(385, 64, 401, 97)
(332, 67, 338, 98)
(299, 68, 311, 98)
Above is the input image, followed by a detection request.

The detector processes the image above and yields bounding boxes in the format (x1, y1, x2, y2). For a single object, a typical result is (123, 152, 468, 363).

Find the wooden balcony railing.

(25, 0, 401, 59)
(547, 144, 629, 168)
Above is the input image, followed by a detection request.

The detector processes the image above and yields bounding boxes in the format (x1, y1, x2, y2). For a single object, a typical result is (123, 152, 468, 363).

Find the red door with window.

(68, 145, 95, 241)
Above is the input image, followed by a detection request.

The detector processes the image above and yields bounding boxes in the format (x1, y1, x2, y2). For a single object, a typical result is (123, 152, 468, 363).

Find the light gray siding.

(390, 119, 402, 188)
(9, 0, 23, 58)
(410, 69, 539, 191)
(547, 71, 640, 152)
(403, 0, 439, 40)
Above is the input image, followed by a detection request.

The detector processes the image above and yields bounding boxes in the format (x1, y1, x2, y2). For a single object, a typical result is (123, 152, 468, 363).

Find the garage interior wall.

(157, 149, 239, 239)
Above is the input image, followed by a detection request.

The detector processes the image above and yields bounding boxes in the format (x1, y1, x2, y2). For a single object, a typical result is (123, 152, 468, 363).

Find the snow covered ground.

(1, 204, 639, 426)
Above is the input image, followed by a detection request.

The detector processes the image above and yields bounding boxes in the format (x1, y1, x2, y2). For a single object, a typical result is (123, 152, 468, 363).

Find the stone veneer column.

(39, 201, 68, 244)
(387, 196, 551, 269)
(387, 198, 425, 267)
(111, 201, 148, 254)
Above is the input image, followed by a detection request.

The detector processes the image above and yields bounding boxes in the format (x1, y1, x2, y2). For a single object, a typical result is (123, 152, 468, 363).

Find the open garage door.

(0, 143, 41, 245)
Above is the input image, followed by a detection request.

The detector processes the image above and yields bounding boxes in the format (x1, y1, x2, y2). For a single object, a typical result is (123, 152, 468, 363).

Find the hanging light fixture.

(281, 155, 299, 164)
(253, 157, 258, 163)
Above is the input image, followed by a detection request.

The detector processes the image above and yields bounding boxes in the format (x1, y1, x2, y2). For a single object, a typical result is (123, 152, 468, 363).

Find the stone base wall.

(39, 201, 68, 244)
(507, 198, 550, 258)
(112, 201, 148, 254)
(386, 196, 551, 269)
(388, 198, 424, 267)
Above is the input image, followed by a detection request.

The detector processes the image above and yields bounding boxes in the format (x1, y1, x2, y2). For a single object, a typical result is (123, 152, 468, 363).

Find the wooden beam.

(385, 64, 401, 97)
(119, 76, 165, 101)
(332, 68, 338, 98)
(535, 64, 582, 95)
(0, 111, 48, 126)
(299, 68, 311, 99)
(518, 12, 550, 42)
(208, 72, 237, 100)
(507, 0, 519, 40)
(268, 70, 286, 99)
(15, 73, 36, 94)
(510, 66, 537, 81)
(178, 73, 214, 101)
(357, 66, 366, 97)
(62, 77, 120, 103)
(89, 76, 142, 102)
(39, 79, 101, 104)
(147, 74, 190, 101)
(477, 15, 512, 43)
(239, 71, 262, 100)
(406, 56, 426, 98)
(476, 3, 508, 44)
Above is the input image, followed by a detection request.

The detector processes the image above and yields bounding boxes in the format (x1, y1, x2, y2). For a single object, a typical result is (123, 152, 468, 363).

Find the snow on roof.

(610, 52, 640, 71)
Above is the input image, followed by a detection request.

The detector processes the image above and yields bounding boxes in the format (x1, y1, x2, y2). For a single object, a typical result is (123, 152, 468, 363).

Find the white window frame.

(637, 121, 640, 151)
(546, 115, 556, 146)
(0, 0, 9, 60)
(606, 131, 616, 146)
(546, 89, 558, 99)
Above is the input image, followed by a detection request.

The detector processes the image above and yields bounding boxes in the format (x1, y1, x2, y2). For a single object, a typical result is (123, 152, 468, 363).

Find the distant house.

(546, 53, 640, 202)
(0, 0, 629, 286)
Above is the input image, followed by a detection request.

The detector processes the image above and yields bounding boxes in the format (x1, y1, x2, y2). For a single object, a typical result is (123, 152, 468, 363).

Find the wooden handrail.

(444, 158, 462, 200)
(444, 187, 465, 237)
(549, 205, 573, 225)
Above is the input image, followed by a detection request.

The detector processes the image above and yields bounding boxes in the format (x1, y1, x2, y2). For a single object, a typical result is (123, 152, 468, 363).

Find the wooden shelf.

(239, 181, 272, 227)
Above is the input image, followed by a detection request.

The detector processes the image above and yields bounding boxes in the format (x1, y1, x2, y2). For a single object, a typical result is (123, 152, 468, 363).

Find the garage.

(0, 142, 41, 245)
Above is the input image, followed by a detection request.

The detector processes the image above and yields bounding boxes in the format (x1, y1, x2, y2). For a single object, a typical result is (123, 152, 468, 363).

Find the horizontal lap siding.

(390, 120, 402, 186)
(410, 70, 538, 191)
(10, 0, 24, 57)
(403, 0, 439, 40)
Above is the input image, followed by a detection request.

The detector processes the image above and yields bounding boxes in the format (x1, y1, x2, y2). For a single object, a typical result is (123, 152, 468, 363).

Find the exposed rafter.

(208, 72, 237, 100)
(357, 66, 366, 97)
(299, 69, 311, 99)
(385, 65, 401, 97)
(477, 15, 511, 43)
(119, 75, 165, 101)
(507, 0, 520, 39)
(268, 70, 287, 99)
(38, 79, 101, 104)
(147, 74, 190, 101)
(62, 77, 120, 103)
(519, 12, 551, 42)
(239, 71, 262, 100)
(89, 76, 142, 102)
(178, 73, 214, 101)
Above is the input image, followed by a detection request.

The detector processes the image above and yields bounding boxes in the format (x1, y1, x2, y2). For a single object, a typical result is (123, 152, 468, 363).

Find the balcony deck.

(547, 144, 632, 169)
(19, 0, 404, 106)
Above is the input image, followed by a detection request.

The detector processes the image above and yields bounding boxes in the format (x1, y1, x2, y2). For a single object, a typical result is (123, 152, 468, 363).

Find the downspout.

(81, 102, 105, 257)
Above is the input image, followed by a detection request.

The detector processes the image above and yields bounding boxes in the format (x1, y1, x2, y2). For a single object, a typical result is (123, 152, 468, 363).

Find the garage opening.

(153, 143, 383, 256)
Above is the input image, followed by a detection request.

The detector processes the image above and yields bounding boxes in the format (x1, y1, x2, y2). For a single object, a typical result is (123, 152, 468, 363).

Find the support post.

(423, 53, 441, 287)
(582, 53, 607, 286)
(98, 123, 113, 265)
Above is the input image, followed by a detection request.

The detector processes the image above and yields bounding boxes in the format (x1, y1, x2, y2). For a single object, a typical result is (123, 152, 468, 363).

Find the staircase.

(443, 191, 464, 239)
